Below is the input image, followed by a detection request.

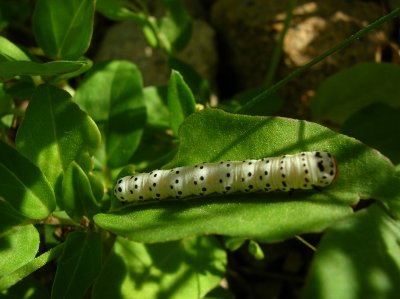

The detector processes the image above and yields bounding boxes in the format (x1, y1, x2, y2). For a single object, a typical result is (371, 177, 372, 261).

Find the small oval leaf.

(74, 61, 145, 168)
(32, 0, 95, 60)
(167, 70, 196, 134)
(61, 162, 100, 222)
(0, 140, 55, 219)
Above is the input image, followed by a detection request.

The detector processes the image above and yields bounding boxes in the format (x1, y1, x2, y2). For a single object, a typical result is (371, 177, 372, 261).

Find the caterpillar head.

(312, 151, 338, 187)
(114, 177, 129, 202)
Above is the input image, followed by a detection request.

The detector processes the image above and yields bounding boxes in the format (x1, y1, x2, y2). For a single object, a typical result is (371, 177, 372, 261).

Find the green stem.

(0, 242, 65, 291)
(264, 0, 297, 87)
(238, 7, 400, 114)
(295, 235, 317, 251)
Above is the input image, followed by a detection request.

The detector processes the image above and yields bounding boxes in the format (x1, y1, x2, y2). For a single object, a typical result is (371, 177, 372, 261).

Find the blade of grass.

(264, 0, 297, 87)
(238, 7, 400, 113)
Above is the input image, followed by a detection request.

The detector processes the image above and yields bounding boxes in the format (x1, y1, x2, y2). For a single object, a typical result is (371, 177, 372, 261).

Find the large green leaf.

(0, 225, 39, 278)
(51, 232, 102, 299)
(311, 63, 400, 124)
(95, 108, 400, 242)
(74, 61, 145, 168)
(302, 204, 400, 299)
(15, 84, 101, 197)
(95, 195, 351, 243)
(92, 236, 226, 299)
(168, 70, 196, 134)
(0, 61, 87, 82)
(0, 140, 55, 220)
(61, 162, 100, 222)
(32, 0, 95, 60)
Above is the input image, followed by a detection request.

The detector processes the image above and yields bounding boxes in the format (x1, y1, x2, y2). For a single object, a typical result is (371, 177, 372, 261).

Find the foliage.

(1, 1, 400, 299)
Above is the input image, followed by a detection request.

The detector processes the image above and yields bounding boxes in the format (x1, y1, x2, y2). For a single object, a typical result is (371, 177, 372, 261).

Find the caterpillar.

(114, 151, 337, 202)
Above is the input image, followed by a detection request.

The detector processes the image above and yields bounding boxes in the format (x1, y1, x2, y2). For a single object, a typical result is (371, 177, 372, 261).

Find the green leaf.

(50, 57, 93, 83)
(96, 0, 159, 47)
(96, 0, 134, 19)
(32, 0, 95, 60)
(74, 61, 145, 168)
(87, 172, 105, 204)
(95, 194, 350, 243)
(302, 204, 400, 299)
(0, 225, 39, 278)
(92, 236, 226, 299)
(15, 84, 101, 197)
(96, 0, 146, 22)
(0, 243, 65, 291)
(341, 103, 400, 164)
(312, 63, 400, 124)
(95, 108, 400, 242)
(0, 61, 88, 82)
(0, 36, 31, 61)
(168, 56, 210, 99)
(248, 240, 264, 260)
(159, 0, 192, 52)
(51, 232, 102, 299)
(224, 237, 246, 251)
(61, 162, 100, 222)
(0, 140, 55, 220)
(167, 70, 196, 134)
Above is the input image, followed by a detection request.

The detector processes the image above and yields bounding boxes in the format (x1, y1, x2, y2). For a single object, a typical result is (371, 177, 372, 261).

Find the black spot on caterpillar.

(114, 151, 338, 202)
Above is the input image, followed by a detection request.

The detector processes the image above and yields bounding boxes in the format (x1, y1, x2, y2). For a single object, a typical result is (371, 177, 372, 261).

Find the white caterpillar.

(114, 151, 337, 202)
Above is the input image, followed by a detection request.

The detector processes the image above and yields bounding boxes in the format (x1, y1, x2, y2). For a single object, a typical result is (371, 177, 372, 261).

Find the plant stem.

(238, 7, 400, 114)
(264, 0, 297, 87)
